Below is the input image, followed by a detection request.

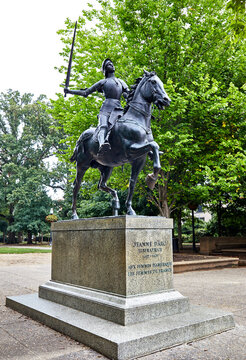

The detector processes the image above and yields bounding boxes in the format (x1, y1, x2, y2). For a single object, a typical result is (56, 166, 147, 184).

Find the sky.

(0, 0, 95, 100)
(0, 0, 98, 200)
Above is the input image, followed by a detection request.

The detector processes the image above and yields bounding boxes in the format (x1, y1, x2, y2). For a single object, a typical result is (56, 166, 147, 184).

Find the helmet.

(101, 58, 113, 74)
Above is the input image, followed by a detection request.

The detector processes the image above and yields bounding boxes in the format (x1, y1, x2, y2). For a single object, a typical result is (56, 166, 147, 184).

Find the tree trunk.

(161, 199, 171, 218)
(177, 208, 183, 250)
(172, 214, 175, 240)
(7, 205, 15, 244)
(18, 232, 22, 243)
(7, 231, 16, 244)
(192, 209, 197, 252)
(217, 201, 222, 237)
(27, 231, 32, 244)
(148, 171, 172, 218)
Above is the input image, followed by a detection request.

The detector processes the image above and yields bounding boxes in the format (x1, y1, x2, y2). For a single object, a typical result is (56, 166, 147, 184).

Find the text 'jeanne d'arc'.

(132, 240, 167, 248)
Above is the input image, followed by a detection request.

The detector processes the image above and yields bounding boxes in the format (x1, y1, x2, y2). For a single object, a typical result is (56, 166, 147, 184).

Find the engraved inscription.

(133, 240, 168, 255)
(128, 238, 172, 277)
(128, 262, 172, 276)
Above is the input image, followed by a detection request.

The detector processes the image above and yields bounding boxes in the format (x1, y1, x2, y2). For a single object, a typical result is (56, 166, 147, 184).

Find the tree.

(70, 187, 159, 219)
(52, 0, 246, 218)
(0, 90, 62, 242)
(8, 188, 52, 244)
(112, 0, 246, 216)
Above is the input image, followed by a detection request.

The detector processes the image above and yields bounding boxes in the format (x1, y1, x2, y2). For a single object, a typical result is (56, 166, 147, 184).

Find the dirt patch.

(0, 253, 51, 266)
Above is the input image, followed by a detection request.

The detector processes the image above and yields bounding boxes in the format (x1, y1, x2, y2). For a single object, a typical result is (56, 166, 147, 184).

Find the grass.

(0, 247, 52, 254)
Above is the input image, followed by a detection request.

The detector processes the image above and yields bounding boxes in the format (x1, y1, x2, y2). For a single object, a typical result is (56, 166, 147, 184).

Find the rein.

(129, 101, 151, 117)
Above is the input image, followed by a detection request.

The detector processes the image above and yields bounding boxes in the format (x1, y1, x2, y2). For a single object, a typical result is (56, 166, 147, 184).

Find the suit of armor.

(65, 59, 128, 154)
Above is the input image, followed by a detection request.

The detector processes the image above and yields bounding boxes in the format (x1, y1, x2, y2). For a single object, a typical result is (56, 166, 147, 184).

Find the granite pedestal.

(6, 216, 234, 360)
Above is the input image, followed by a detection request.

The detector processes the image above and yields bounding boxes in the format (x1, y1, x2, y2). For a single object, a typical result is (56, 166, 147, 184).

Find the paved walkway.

(0, 253, 246, 360)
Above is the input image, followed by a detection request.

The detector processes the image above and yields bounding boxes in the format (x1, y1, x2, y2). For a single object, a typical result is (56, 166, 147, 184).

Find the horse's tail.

(70, 128, 95, 163)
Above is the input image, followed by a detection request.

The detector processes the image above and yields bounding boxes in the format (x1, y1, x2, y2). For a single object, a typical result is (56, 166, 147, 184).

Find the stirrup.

(97, 142, 111, 155)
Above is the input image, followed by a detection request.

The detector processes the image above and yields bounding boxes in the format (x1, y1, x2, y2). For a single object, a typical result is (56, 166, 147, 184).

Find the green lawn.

(0, 247, 52, 254)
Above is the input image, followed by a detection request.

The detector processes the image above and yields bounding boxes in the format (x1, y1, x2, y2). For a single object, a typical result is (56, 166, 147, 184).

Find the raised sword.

(64, 21, 77, 97)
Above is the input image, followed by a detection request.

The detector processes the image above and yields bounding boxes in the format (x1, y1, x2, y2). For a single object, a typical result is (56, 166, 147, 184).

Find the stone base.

(39, 281, 189, 325)
(6, 293, 234, 360)
(6, 217, 235, 359)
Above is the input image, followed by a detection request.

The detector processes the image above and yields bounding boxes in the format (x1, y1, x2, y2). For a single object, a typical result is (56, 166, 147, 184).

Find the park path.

(0, 253, 246, 359)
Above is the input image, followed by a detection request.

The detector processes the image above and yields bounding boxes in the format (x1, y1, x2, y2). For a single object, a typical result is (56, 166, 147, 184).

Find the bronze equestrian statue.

(65, 69, 171, 218)
(64, 23, 171, 218)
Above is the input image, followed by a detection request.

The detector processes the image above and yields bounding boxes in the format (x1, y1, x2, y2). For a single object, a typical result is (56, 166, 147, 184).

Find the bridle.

(128, 101, 151, 117)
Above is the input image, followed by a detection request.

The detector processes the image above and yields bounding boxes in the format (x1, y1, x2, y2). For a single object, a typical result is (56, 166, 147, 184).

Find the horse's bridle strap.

(129, 102, 151, 117)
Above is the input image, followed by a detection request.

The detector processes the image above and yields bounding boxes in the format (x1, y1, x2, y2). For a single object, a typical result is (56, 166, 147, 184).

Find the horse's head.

(140, 71, 171, 109)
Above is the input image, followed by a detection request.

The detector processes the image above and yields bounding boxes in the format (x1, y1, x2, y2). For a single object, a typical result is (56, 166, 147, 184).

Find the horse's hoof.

(71, 213, 79, 220)
(146, 174, 157, 190)
(127, 208, 136, 216)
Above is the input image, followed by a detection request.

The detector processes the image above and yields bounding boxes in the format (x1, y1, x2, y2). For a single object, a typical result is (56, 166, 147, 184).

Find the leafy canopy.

(0, 90, 62, 235)
(52, 0, 246, 217)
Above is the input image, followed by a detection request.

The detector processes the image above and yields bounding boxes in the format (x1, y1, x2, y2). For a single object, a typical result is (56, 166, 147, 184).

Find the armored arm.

(64, 88, 87, 96)
(64, 80, 105, 97)
(119, 79, 129, 100)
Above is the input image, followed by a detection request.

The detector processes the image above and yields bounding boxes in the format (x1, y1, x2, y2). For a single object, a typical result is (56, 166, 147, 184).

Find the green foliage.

(204, 198, 246, 236)
(8, 189, 52, 236)
(63, 187, 159, 219)
(0, 247, 52, 254)
(174, 208, 207, 242)
(52, 0, 246, 219)
(0, 90, 63, 239)
(226, 0, 246, 41)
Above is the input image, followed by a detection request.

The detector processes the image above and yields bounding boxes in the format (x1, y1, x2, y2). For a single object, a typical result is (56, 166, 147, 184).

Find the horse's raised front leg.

(126, 157, 146, 215)
(129, 140, 161, 190)
(145, 141, 161, 190)
(72, 164, 89, 219)
(98, 165, 120, 216)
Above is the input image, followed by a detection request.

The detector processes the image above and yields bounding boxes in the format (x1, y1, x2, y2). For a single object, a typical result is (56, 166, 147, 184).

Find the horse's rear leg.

(98, 166, 120, 215)
(126, 157, 146, 215)
(72, 164, 89, 219)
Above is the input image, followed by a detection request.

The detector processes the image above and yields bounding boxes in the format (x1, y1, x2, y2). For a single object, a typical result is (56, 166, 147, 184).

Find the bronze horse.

(70, 71, 171, 219)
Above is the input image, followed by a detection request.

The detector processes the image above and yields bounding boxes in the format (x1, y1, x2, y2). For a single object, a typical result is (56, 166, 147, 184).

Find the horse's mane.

(124, 71, 156, 114)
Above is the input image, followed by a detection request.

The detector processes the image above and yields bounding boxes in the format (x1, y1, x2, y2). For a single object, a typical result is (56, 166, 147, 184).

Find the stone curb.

(174, 257, 238, 273)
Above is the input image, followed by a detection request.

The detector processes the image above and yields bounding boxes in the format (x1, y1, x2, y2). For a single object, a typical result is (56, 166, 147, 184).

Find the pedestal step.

(6, 293, 234, 360)
(39, 281, 189, 325)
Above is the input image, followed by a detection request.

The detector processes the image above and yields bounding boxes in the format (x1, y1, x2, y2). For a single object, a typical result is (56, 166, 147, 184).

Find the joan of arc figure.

(64, 58, 129, 154)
